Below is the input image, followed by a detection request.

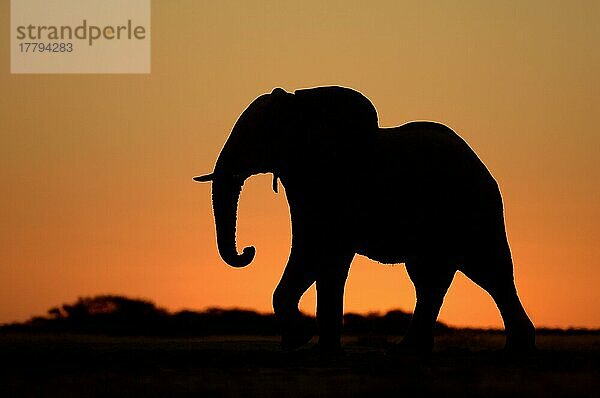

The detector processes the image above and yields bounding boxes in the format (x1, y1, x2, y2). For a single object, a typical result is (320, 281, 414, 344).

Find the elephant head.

(194, 86, 379, 268)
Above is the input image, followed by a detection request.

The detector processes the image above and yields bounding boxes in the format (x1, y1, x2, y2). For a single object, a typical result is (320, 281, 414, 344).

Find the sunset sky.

(1, 1, 599, 328)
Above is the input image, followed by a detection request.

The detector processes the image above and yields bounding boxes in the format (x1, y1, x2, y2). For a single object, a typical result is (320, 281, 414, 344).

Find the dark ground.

(1, 332, 598, 398)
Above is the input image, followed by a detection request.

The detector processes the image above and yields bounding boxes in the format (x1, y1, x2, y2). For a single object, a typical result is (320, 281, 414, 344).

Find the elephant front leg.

(273, 248, 317, 351)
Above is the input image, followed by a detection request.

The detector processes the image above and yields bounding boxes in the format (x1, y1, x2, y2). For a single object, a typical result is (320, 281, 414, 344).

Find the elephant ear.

(292, 86, 378, 169)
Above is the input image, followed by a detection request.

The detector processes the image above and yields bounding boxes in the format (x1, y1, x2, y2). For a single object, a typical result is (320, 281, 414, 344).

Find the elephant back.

(294, 86, 379, 133)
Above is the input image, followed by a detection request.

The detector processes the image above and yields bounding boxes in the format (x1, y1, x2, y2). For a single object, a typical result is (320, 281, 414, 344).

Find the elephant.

(194, 86, 535, 353)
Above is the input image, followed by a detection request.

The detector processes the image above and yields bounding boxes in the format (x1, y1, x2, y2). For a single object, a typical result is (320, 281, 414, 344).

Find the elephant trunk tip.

(226, 246, 256, 268)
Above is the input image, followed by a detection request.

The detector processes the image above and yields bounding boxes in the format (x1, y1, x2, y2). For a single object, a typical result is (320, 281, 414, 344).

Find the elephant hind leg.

(460, 241, 535, 351)
(398, 257, 456, 353)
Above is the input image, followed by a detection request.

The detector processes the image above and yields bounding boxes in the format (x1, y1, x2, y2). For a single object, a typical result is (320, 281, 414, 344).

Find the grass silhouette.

(1, 295, 599, 397)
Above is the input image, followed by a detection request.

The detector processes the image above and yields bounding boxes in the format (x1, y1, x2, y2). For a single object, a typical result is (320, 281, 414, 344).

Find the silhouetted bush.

(0, 295, 451, 337)
(2, 295, 169, 335)
(3, 295, 595, 337)
(343, 310, 450, 335)
(0, 296, 283, 336)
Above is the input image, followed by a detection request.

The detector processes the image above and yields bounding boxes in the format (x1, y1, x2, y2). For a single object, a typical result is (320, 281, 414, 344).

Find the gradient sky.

(1, 0, 599, 328)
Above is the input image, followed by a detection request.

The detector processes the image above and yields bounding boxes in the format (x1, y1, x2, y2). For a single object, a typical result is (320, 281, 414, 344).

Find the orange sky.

(1, 1, 599, 328)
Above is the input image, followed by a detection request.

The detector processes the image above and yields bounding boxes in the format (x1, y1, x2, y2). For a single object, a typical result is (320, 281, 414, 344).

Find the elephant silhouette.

(194, 86, 535, 353)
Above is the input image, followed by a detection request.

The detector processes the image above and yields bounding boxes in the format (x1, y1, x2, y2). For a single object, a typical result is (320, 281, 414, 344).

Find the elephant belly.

(354, 206, 441, 263)
(351, 178, 495, 264)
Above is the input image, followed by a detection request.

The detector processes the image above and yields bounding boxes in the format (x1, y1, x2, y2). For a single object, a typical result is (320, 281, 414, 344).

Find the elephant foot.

(314, 337, 345, 355)
(281, 331, 313, 351)
(388, 334, 434, 356)
(280, 317, 315, 351)
(504, 316, 536, 353)
(310, 341, 345, 358)
(505, 329, 536, 353)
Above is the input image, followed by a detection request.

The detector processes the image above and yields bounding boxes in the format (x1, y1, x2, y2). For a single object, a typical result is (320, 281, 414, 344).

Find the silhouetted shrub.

(19, 295, 600, 337)
(2, 295, 597, 337)
(0, 295, 449, 337)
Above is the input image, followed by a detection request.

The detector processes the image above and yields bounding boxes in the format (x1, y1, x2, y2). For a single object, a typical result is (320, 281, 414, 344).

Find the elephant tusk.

(193, 173, 214, 182)
(272, 173, 279, 193)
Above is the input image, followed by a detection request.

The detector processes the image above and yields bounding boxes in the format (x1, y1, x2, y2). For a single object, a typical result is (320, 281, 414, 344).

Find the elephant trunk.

(211, 175, 256, 268)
